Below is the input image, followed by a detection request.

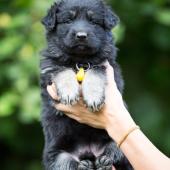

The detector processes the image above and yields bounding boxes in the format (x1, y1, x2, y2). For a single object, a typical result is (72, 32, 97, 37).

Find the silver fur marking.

(41, 67, 54, 74)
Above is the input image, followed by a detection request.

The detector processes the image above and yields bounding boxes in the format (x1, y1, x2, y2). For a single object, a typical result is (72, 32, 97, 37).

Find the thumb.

(47, 83, 59, 100)
(112, 166, 116, 170)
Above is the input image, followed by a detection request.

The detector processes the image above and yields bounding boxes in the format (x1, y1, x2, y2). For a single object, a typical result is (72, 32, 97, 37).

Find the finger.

(47, 84, 59, 100)
(51, 83, 57, 92)
(105, 62, 114, 79)
(55, 104, 83, 123)
(65, 113, 82, 123)
(103, 63, 117, 90)
(55, 103, 77, 114)
(103, 60, 112, 70)
(102, 61, 114, 80)
(112, 166, 116, 170)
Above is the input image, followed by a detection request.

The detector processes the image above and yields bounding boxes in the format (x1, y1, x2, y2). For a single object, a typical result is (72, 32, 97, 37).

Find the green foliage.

(0, 0, 170, 169)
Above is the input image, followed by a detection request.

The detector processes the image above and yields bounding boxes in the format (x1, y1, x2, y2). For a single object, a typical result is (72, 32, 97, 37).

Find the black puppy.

(40, 0, 132, 169)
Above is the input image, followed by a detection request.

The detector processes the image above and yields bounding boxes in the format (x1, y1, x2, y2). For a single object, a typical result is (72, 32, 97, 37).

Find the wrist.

(105, 108, 137, 144)
(117, 125, 140, 148)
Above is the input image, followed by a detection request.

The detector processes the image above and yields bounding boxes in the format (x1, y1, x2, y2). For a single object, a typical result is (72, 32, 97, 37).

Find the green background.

(0, 0, 170, 169)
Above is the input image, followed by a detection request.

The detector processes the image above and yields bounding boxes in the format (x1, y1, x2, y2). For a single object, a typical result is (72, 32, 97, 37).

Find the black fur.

(40, 0, 133, 169)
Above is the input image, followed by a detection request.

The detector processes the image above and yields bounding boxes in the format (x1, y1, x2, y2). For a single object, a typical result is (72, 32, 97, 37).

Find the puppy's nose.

(76, 32, 87, 40)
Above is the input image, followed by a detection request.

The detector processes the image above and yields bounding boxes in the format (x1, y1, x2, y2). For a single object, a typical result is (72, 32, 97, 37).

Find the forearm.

(106, 109, 170, 170)
(121, 128, 170, 170)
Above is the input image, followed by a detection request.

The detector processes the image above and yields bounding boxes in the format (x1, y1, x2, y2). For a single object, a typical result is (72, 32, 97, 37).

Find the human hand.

(47, 61, 136, 143)
(47, 61, 117, 128)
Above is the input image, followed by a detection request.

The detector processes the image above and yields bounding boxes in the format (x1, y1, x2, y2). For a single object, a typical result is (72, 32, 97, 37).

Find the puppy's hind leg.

(44, 152, 78, 170)
(95, 142, 133, 170)
(95, 142, 123, 170)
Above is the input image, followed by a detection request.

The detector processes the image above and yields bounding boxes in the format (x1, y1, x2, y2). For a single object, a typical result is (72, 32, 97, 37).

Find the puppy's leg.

(95, 142, 124, 170)
(54, 156, 95, 170)
(82, 67, 106, 112)
(95, 142, 133, 170)
(53, 69, 80, 105)
(54, 152, 78, 170)
(44, 148, 95, 170)
(44, 151, 78, 170)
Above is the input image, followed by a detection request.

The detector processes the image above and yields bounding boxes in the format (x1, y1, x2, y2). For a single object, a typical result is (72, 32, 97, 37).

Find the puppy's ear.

(104, 6, 119, 30)
(41, 2, 59, 31)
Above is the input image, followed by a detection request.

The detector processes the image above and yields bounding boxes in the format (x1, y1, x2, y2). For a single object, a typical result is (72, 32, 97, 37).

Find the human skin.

(47, 61, 170, 170)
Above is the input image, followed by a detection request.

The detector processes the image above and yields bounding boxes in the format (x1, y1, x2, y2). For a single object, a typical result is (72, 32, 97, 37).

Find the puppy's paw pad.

(95, 156, 112, 170)
(78, 160, 94, 170)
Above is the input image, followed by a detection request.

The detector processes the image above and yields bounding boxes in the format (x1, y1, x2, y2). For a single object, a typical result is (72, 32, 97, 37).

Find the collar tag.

(76, 63, 90, 83)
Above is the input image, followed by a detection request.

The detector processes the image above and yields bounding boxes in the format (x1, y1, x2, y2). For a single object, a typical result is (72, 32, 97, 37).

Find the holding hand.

(47, 61, 136, 143)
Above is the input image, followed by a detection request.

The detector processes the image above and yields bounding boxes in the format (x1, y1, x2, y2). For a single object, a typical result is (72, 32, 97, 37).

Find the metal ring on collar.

(76, 62, 91, 71)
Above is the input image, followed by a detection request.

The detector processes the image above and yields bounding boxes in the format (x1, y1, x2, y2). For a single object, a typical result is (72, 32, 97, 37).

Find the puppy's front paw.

(53, 69, 80, 105)
(95, 155, 113, 170)
(78, 160, 94, 170)
(82, 70, 106, 112)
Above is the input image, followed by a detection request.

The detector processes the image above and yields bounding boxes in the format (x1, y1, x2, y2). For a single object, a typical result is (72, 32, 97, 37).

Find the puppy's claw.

(85, 99, 105, 112)
(57, 89, 79, 105)
(70, 97, 79, 105)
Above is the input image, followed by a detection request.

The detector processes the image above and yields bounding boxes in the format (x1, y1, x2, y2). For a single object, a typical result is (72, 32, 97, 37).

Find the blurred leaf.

(19, 87, 40, 123)
(151, 25, 170, 50)
(112, 23, 126, 44)
(0, 118, 17, 139)
(0, 92, 19, 117)
(9, 13, 31, 29)
(0, 35, 23, 59)
(11, 0, 33, 9)
(19, 44, 34, 59)
(0, 13, 12, 28)
(27, 161, 42, 170)
(155, 9, 170, 26)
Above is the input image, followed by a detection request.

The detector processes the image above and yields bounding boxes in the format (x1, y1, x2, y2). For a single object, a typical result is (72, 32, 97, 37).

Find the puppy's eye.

(87, 10, 103, 26)
(64, 11, 76, 23)
(69, 10, 76, 19)
(87, 10, 94, 20)
(58, 10, 76, 24)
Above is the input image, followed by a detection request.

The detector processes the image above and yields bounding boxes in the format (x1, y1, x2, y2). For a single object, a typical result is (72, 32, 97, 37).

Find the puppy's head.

(42, 0, 119, 56)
